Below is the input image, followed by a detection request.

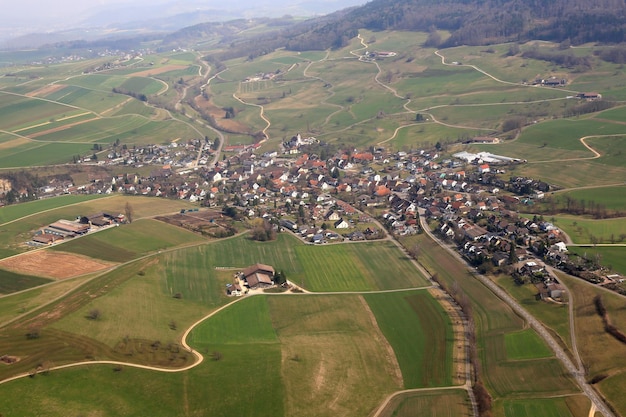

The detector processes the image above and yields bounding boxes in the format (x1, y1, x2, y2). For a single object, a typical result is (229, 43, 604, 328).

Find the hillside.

(196, 0, 626, 58)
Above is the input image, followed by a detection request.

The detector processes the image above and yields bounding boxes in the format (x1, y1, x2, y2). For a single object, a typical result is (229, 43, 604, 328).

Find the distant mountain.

(0, 0, 367, 50)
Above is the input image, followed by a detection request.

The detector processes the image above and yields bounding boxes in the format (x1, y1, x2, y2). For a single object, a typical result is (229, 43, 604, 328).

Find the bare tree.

(125, 202, 134, 224)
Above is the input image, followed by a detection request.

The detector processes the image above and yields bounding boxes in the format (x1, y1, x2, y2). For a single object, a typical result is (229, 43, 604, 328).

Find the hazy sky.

(4, 0, 163, 24)
(1, 0, 365, 40)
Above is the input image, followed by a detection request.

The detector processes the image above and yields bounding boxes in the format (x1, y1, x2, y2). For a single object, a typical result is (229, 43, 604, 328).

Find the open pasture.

(594, 105, 626, 122)
(551, 186, 626, 212)
(188, 295, 277, 345)
(0, 275, 92, 326)
(509, 156, 626, 188)
(13, 112, 97, 137)
(119, 77, 166, 95)
(43, 85, 129, 114)
(551, 215, 626, 244)
(599, 372, 626, 416)
(66, 73, 130, 91)
(377, 390, 472, 417)
(52, 254, 219, 347)
(267, 294, 402, 417)
(515, 118, 626, 152)
(482, 332, 576, 397)
(585, 135, 626, 166)
(364, 290, 452, 388)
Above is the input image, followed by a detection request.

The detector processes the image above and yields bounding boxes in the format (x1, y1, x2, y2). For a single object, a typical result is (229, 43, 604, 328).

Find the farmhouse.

(242, 263, 275, 289)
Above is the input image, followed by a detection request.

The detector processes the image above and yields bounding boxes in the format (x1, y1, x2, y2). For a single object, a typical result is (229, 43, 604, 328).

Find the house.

(242, 263, 275, 289)
(551, 242, 568, 253)
(325, 210, 341, 221)
(547, 283, 565, 299)
(334, 218, 350, 229)
(478, 164, 490, 174)
(463, 224, 488, 241)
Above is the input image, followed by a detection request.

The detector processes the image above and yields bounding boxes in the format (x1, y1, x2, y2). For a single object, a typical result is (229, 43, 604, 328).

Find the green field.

(365, 291, 452, 388)
(0, 194, 105, 225)
(504, 329, 553, 360)
(550, 186, 626, 212)
(0, 269, 52, 294)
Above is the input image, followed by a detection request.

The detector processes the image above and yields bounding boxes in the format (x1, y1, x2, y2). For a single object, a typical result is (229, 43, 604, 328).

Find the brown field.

(25, 84, 66, 97)
(0, 250, 113, 279)
(194, 96, 251, 133)
(155, 210, 236, 238)
(131, 65, 188, 77)
(0, 137, 30, 150)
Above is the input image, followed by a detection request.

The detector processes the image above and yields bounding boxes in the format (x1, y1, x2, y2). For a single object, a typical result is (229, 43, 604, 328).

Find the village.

(13, 131, 623, 299)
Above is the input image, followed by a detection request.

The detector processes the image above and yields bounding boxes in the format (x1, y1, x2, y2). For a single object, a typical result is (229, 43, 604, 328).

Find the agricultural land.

(1, 23, 626, 417)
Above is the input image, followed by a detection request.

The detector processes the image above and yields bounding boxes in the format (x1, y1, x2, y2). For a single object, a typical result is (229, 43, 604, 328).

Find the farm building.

(242, 263, 275, 289)
(46, 220, 90, 237)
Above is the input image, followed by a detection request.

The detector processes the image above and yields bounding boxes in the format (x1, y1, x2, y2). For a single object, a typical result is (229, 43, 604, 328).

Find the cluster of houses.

(30, 213, 123, 246)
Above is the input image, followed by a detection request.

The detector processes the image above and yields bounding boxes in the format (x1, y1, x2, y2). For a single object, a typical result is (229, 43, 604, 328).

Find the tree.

(125, 202, 134, 224)
(87, 309, 101, 320)
(508, 241, 517, 265)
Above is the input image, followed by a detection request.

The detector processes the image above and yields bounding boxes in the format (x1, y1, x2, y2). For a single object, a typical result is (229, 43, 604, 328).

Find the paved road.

(418, 211, 615, 417)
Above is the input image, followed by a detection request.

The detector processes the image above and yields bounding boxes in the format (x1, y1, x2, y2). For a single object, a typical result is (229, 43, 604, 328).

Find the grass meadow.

(553, 186, 626, 212)
(377, 389, 472, 417)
